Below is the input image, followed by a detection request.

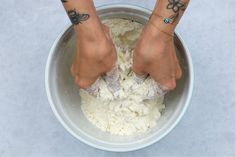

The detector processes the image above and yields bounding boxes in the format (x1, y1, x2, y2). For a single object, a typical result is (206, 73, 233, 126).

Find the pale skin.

(61, 0, 189, 91)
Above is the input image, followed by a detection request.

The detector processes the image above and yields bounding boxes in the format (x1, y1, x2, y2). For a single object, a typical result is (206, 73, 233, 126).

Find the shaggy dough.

(80, 19, 165, 135)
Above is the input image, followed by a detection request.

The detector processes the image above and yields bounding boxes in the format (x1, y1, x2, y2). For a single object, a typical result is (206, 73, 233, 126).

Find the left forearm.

(61, 0, 104, 38)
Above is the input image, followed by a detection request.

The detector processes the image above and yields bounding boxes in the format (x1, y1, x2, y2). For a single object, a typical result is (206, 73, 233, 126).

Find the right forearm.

(150, 0, 190, 35)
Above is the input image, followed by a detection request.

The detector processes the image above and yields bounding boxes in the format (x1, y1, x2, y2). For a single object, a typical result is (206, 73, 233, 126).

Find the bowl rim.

(45, 3, 194, 152)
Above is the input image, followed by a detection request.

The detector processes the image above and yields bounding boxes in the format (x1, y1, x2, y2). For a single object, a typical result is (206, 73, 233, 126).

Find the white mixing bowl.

(45, 4, 194, 152)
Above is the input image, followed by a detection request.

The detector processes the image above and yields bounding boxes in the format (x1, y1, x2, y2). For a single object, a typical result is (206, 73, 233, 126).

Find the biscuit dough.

(80, 19, 165, 135)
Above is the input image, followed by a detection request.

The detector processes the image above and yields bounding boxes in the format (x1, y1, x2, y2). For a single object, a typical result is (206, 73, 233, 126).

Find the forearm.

(61, 0, 103, 37)
(150, 0, 190, 34)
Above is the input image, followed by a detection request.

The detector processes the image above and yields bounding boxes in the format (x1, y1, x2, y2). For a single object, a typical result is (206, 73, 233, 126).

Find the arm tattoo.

(61, 0, 67, 3)
(67, 9, 90, 25)
(166, 0, 187, 23)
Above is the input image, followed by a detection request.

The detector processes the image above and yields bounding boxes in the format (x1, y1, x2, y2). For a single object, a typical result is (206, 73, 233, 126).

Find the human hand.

(132, 20, 182, 92)
(71, 23, 117, 90)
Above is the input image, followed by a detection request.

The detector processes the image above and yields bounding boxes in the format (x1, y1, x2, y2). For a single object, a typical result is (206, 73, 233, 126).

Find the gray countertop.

(0, 0, 235, 156)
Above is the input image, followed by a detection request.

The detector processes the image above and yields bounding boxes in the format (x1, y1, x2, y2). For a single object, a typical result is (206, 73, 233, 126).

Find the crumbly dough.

(80, 19, 165, 135)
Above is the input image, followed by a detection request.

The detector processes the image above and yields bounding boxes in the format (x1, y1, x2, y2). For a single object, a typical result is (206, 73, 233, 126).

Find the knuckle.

(176, 69, 182, 79)
(75, 77, 91, 89)
(132, 63, 145, 75)
(166, 80, 176, 91)
(159, 78, 176, 91)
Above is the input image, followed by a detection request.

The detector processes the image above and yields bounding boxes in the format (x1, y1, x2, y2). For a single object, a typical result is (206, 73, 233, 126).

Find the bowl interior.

(47, 5, 192, 151)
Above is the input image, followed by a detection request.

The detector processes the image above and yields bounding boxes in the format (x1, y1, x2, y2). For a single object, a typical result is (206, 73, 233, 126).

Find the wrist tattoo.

(67, 9, 90, 25)
(61, 0, 67, 3)
(166, 0, 188, 24)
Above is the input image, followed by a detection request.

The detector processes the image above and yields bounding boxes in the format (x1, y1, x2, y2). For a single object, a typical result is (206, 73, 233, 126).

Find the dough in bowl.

(80, 19, 165, 136)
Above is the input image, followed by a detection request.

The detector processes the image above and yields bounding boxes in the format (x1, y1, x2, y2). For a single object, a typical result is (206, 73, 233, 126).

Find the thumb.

(132, 63, 148, 84)
(75, 75, 99, 89)
(132, 60, 147, 76)
(77, 77, 101, 96)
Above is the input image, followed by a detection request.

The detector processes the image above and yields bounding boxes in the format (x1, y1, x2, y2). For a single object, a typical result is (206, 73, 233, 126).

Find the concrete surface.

(0, 0, 235, 156)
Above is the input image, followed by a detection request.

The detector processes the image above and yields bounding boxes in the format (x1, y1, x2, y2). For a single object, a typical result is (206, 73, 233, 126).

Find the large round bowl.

(45, 4, 194, 152)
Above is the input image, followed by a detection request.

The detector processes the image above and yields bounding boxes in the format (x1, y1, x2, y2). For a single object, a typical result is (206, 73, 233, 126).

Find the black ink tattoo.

(61, 0, 67, 3)
(166, 0, 187, 23)
(67, 9, 90, 25)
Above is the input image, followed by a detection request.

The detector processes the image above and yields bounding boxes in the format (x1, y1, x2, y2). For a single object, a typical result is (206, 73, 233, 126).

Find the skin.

(71, 24, 116, 88)
(133, 0, 189, 90)
(132, 24, 181, 90)
(62, 0, 116, 88)
(61, 0, 189, 91)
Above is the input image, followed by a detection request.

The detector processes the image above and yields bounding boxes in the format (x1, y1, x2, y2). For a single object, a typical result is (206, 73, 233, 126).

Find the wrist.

(145, 22, 174, 42)
(74, 12, 105, 41)
(149, 12, 176, 34)
(64, 0, 103, 38)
